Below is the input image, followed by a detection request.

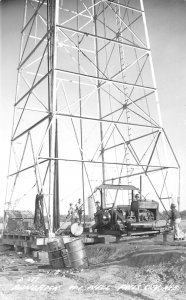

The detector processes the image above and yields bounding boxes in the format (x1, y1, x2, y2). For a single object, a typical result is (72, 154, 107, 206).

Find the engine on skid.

(93, 199, 159, 235)
(91, 184, 161, 236)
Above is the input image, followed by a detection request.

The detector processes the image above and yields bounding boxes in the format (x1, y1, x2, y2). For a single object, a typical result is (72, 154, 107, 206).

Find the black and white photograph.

(0, 0, 186, 299)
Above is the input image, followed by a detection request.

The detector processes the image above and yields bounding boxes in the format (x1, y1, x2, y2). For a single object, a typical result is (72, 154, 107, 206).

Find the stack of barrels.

(47, 237, 88, 269)
(47, 237, 70, 269)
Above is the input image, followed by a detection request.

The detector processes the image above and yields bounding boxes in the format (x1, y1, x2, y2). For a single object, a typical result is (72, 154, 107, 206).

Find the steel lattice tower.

(5, 0, 180, 232)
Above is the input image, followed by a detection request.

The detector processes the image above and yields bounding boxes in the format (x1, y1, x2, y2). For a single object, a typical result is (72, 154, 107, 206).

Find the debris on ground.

(0, 233, 186, 300)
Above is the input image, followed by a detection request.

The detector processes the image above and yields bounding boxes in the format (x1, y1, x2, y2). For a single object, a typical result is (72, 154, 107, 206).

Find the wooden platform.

(1, 231, 105, 251)
(1, 232, 49, 251)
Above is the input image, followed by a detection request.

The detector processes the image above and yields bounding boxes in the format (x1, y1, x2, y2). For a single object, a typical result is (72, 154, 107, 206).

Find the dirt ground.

(1, 229, 186, 300)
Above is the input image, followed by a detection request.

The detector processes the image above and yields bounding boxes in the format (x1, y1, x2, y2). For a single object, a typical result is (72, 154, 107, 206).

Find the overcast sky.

(0, 0, 186, 214)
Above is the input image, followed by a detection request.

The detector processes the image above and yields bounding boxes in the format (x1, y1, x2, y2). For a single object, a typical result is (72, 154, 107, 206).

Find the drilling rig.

(2, 0, 180, 249)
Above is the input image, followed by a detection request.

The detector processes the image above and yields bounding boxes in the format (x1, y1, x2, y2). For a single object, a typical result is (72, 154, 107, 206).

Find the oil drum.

(65, 238, 88, 269)
(47, 239, 66, 269)
(48, 249, 62, 260)
(47, 240, 58, 251)
(49, 257, 65, 269)
(56, 237, 65, 249)
(70, 223, 83, 237)
(61, 248, 70, 267)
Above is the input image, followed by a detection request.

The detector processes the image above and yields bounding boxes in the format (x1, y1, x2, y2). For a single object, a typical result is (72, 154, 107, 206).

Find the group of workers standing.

(67, 199, 101, 224)
(66, 198, 83, 224)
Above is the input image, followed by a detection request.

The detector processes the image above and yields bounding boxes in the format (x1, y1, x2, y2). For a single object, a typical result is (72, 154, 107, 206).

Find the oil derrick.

(5, 0, 180, 233)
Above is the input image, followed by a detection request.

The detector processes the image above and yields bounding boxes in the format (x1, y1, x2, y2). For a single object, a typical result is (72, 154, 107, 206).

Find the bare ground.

(0, 232, 186, 300)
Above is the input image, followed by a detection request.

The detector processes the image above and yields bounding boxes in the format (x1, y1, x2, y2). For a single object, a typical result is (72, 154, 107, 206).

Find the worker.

(77, 198, 83, 224)
(95, 201, 101, 211)
(168, 203, 185, 240)
(92, 201, 101, 232)
(74, 204, 79, 223)
(134, 193, 140, 201)
(66, 203, 74, 224)
(76, 198, 83, 223)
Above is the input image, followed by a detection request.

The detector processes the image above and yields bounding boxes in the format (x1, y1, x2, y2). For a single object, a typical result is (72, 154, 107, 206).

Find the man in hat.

(66, 203, 75, 224)
(134, 193, 140, 201)
(169, 203, 184, 240)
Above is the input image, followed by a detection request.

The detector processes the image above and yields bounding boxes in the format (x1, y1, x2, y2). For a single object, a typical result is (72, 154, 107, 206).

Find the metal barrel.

(47, 239, 70, 269)
(47, 240, 61, 269)
(71, 223, 83, 237)
(49, 257, 65, 269)
(47, 241, 58, 251)
(61, 248, 70, 268)
(65, 238, 88, 269)
(56, 237, 65, 249)
(48, 249, 66, 269)
(48, 249, 62, 260)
